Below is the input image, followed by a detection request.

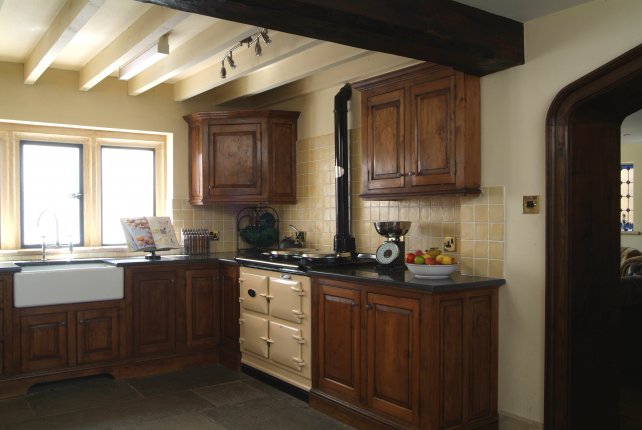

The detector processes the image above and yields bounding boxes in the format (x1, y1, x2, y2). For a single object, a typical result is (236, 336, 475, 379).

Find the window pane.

(101, 147, 155, 245)
(21, 142, 82, 247)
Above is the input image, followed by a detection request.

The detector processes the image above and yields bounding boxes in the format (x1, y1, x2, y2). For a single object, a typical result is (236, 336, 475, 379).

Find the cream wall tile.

(475, 205, 489, 222)
(489, 260, 504, 278)
(489, 205, 505, 223)
(475, 241, 489, 258)
(475, 224, 489, 241)
(489, 242, 504, 260)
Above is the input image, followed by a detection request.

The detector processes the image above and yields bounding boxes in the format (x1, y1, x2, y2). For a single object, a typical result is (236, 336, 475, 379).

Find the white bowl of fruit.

(405, 249, 458, 279)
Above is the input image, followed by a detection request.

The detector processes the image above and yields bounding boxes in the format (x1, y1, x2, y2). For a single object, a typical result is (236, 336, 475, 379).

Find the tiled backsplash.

(172, 130, 505, 278)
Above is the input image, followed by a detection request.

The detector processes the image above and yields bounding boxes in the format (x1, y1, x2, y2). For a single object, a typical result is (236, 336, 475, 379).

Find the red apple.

(414, 250, 423, 256)
(424, 257, 436, 265)
(405, 253, 416, 263)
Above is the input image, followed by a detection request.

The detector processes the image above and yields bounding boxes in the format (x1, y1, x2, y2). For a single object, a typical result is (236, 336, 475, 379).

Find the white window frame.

(0, 122, 167, 250)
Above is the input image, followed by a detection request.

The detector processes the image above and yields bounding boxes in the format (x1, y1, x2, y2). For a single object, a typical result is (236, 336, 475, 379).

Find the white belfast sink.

(14, 261, 124, 308)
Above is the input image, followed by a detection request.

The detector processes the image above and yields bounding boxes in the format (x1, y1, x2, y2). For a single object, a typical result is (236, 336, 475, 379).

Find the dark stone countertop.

(307, 265, 505, 292)
(0, 252, 238, 272)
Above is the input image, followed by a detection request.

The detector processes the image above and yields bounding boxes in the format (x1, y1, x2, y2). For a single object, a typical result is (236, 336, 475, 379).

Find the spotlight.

(260, 29, 271, 45)
(227, 52, 236, 68)
(254, 40, 262, 56)
(220, 61, 226, 79)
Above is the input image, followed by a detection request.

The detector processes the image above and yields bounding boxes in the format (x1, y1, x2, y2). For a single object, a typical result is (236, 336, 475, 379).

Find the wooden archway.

(546, 43, 642, 429)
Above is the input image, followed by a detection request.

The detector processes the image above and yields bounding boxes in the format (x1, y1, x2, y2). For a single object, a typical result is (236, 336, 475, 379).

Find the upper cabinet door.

(363, 88, 406, 191)
(409, 75, 457, 188)
(206, 122, 263, 198)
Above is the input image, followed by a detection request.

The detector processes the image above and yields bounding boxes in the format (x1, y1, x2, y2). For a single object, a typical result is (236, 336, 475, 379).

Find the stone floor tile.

(0, 398, 36, 425)
(127, 365, 245, 398)
(118, 412, 227, 430)
(194, 380, 267, 407)
(26, 375, 141, 417)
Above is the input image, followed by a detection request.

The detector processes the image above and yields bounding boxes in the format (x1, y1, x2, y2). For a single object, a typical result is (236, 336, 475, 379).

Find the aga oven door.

(239, 270, 269, 314)
(269, 321, 305, 372)
(269, 275, 305, 324)
(239, 313, 269, 358)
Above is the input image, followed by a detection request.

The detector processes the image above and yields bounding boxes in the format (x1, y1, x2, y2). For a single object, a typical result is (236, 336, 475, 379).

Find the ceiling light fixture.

(119, 34, 169, 80)
(219, 29, 271, 79)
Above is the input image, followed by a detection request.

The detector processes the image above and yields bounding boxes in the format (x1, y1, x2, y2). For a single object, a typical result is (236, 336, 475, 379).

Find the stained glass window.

(621, 163, 634, 231)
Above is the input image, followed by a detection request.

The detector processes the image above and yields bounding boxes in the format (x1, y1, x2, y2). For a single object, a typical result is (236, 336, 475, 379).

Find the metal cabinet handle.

(365, 304, 373, 310)
(61, 321, 67, 326)
(79, 320, 84, 325)
(280, 274, 291, 280)
(407, 171, 416, 176)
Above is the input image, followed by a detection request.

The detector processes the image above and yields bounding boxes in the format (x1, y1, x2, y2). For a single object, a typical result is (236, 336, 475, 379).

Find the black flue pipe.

(333, 83, 356, 254)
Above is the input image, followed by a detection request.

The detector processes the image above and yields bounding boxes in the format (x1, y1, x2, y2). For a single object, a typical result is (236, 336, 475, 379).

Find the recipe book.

(120, 216, 179, 252)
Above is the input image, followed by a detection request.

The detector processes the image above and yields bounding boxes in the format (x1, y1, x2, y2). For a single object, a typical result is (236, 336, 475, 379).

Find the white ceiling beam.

(24, 0, 105, 85)
(127, 21, 258, 96)
(247, 53, 421, 108)
(203, 42, 369, 106)
(79, 7, 188, 91)
(172, 31, 321, 101)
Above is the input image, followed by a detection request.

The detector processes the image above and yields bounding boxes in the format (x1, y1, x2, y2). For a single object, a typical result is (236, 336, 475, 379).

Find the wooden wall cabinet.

(353, 63, 480, 199)
(184, 110, 300, 205)
(312, 277, 498, 430)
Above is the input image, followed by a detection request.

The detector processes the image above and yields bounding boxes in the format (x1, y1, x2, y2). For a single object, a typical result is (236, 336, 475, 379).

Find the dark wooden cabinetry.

(19, 312, 68, 373)
(16, 302, 122, 374)
(354, 63, 480, 199)
(219, 263, 240, 369)
(184, 110, 300, 205)
(312, 277, 498, 430)
(0, 274, 10, 375)
(130, 267, 178, 358)
(76, 308, 120, 365)
(185, 268, 220, 351)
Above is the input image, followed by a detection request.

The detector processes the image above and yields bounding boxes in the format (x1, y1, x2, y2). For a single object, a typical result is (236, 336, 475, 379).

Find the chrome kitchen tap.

(36, 210, 73, 260)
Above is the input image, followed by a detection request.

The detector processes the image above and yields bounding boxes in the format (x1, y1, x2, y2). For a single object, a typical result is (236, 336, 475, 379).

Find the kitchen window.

(0, 122, 167, 250)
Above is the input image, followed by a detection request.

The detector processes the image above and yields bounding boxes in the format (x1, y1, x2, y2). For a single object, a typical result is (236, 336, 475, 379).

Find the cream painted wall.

(0, 62, 212, 200)
(480, 0, 642, 424)
(265, 0, 642, 425)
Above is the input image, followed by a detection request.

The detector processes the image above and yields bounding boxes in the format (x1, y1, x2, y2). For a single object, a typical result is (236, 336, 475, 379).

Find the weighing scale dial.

(375, 241, 401, 265)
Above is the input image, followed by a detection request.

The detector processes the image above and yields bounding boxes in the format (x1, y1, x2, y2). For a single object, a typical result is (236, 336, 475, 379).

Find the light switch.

(523, 195, 540, 214)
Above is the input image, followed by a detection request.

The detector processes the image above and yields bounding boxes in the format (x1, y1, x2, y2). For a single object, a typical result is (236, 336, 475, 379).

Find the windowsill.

(621, 231, 642, 235)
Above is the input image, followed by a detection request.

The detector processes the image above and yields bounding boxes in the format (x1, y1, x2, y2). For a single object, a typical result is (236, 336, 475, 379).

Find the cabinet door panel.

(410, 76, 456, 187)
(20, 312, 68, 372)
(77, 308, 119, 365)
(186, 269, 220, 350)
(132, 270, 176, 357)
(440, 298, 465, 428)
(317, 284, 361, 402)
(220, 265, 240, 352)
(270, 120, 296, 199)
(207, 123, 262, 197)
(366, 292, 420, 424)
(365, 89, 405, 190)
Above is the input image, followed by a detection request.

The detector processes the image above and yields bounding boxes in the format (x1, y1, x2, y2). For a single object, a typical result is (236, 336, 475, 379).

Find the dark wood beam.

(135, 0, 524, 76)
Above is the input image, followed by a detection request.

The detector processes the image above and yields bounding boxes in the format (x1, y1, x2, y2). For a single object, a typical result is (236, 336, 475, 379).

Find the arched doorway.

(546, 43, 642, 429)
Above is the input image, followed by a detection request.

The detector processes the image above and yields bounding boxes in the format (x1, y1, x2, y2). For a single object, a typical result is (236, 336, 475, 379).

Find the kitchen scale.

(373, 221, 411, 266)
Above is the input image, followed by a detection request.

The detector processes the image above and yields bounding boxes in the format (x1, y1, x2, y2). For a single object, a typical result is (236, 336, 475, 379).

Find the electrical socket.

(444, 236, 456, 252)
(210, 230, 219, 241)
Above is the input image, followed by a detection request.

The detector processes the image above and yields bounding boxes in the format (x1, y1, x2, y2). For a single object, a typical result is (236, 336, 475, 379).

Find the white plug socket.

(444, 236, 456, 252)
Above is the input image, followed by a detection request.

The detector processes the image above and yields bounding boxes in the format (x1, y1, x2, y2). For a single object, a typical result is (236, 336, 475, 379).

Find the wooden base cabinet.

(312, 277, 498, 430)
(219, 263, 240, 369)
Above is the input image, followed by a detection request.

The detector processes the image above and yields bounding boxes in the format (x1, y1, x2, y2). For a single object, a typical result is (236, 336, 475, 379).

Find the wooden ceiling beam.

(134, 0, 524, 76)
